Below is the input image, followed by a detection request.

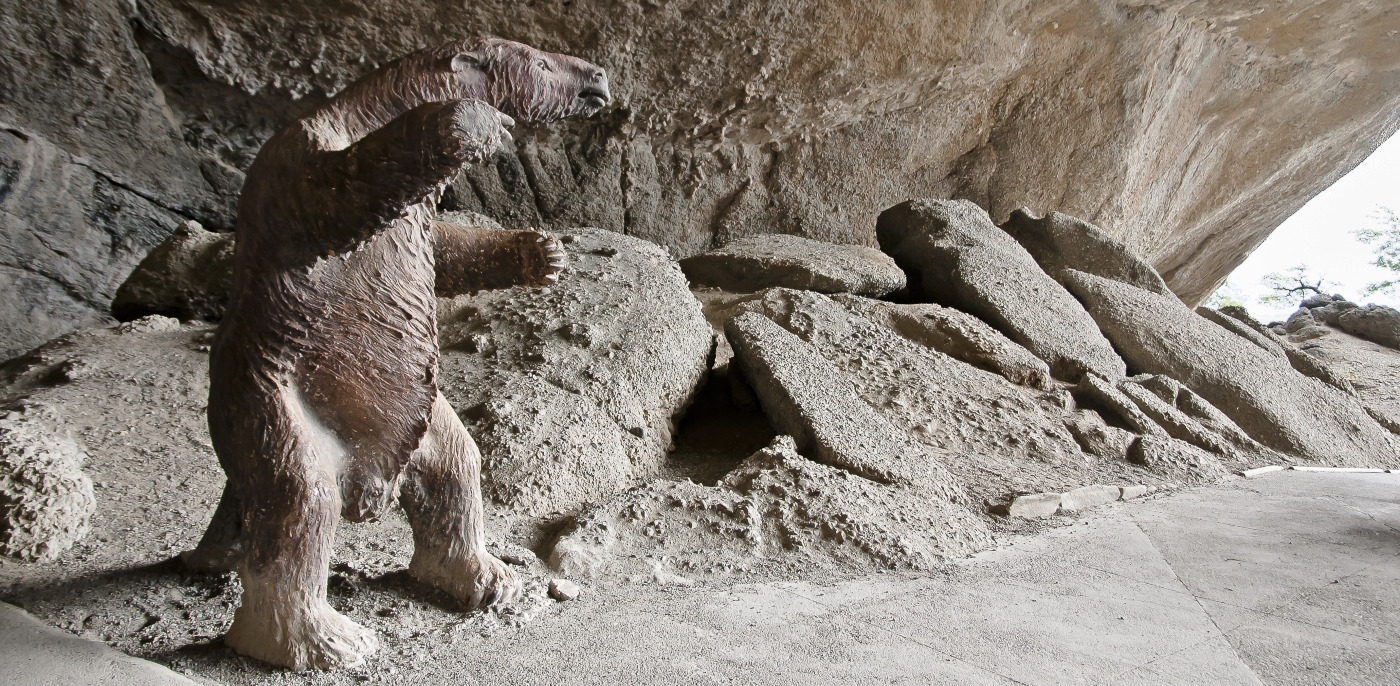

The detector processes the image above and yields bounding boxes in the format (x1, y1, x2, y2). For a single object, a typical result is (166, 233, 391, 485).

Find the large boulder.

(722, 288, 1146, 498)
(437, 228, 712, 515)
(110, 221, 235, 323)
(1000, 208, 1171, 297)
(876, 199, 1125, 381)
(1062, 269, 1398, 466)
(1337, 305, 1400, 350)
(679, 234, 905, 297)
(724, 310, 954, 490)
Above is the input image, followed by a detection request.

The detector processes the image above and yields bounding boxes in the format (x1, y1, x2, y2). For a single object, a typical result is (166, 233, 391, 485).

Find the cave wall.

(2, 0, 1397, 358)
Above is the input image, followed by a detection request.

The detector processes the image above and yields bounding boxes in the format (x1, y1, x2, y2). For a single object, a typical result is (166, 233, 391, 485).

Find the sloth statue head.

(430, 37, 611, 123)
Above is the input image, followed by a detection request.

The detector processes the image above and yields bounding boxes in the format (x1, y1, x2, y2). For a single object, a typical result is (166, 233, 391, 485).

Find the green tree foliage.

(1353, 206, 1400, 296)
(1203, 279, 1247, 309)
(1259, 266, 1333, 306)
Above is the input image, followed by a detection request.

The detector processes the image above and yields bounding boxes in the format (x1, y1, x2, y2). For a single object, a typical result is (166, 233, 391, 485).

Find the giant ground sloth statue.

(180, 37, 610, 670)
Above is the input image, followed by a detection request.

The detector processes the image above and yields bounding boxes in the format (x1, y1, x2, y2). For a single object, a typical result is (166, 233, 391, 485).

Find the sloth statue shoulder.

(178, 37, 610, 671)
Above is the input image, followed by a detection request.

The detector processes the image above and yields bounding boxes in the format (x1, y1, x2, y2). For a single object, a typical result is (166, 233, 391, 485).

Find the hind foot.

(410, 548, 522, 610)
(225, 596, 378, 671)
(180, 537, 242, 573)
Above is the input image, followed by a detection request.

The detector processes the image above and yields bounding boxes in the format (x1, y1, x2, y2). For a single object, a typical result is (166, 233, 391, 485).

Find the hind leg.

(181, 485, 242, 572)
(401, 393, 521, 608)
(222, 386, 378, 670)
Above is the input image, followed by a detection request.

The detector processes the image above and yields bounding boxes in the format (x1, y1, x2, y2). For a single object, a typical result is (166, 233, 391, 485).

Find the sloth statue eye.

(535, 58, 552, 72)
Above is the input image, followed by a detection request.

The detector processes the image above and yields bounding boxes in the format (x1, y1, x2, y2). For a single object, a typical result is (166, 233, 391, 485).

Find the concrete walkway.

(2, 471, 1396, 685)
(0, 602, 197, 686)
(460, 471, 1398, 685)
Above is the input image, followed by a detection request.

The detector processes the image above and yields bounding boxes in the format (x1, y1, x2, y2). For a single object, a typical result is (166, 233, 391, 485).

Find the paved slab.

(450, 472, 1396, 686)
(0, 602, 197, 686)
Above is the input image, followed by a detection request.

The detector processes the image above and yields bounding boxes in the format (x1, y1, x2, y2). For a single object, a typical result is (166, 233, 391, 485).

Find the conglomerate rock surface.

(4, 0, 1400, 352)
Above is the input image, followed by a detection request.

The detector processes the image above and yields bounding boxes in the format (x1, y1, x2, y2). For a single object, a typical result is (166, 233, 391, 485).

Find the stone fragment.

(725, 311, 945, 489)
(1119, 485, 1149, 500)
(1063, 410, 1135, 460)
(1240, 465, 1286, 478)
(876, 199, 1125, 381)
(1000, 208, 1171, 296)
(1337, 305, 1400, 349)
(0, 410, 95, 562)
(548, 578, 581, 601)
(1007, 493, 1063, 519)
(548, 536, 610, 578)
(1063, 269, 1397, 466)
(1128, 436, 1231, 483)
(1075, 373, 1166, 438)
(111, 220, 235, 323)
(833, 295, 1052, 389)
(679, 234, 906, 297)
(1058, 485, 1121, 511)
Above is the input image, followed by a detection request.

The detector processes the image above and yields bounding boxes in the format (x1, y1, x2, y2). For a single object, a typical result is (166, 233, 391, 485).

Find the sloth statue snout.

(459, 38, 612, 122)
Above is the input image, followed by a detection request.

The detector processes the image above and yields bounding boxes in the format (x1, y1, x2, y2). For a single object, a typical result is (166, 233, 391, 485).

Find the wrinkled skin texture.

(180, 37, 608, 671)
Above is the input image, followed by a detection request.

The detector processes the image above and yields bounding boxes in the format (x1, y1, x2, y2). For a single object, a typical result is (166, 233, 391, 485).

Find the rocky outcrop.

(110, 221, 235, 323)
(0, 408, 95, 562)
(1062, 269, 1397, 466)
(436, 228, 712, 515)
(1337, 305, 1400, 350)
(1209, 305, 1358, 397)
(877, 199, 1125, 381)
(679, 234, 905, 297)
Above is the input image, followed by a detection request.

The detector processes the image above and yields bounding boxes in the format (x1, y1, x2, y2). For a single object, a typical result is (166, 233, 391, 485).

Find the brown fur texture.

(180, 37, 608, 671)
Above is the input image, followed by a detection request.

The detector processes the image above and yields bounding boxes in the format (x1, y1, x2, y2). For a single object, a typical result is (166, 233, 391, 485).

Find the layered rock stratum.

(3, 1, 1400, 356)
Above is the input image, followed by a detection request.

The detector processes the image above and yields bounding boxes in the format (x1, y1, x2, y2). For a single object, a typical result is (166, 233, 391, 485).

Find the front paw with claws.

(517, 229, 568, 287)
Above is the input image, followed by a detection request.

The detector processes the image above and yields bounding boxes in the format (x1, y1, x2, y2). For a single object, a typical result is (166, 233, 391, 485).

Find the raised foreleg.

(401, 393, 521, 608)
(432, 221, 568, 296)
(303, 100, 515, 256)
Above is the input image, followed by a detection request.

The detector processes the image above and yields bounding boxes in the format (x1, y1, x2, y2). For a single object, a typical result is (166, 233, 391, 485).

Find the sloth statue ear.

(450, 52, 487, 72)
